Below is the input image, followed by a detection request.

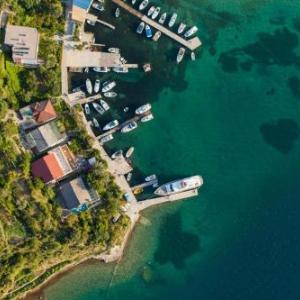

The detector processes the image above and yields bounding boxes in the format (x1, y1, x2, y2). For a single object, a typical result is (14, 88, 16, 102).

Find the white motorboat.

(151, 7, 160, 19)
(154, 175, 203, 196)
(135, 103, 151, 115)
(121, 121, 138, 133)
(136, 21, 145, 34)
(184, 26, 198, 38)
(94, 79, 100, 93)
(120, 56, 127, 64)
(84, 67, 89, 73)
(93, 118, 99, 128)
(92, 102, 105, 115)
(191, 52, 196, 61)
(141, 113, 154, 122)
(86, 78, 93, 94)
(104, 92, 117, 98)
(84, 103, 90, 115)
(178, 23, 187, 34)
(115, 7, 120, 18)
(93, 67, 110, 72)
(108, 47, 120, 54)
(139, 0, 149, 10)
(126, 172, 132, 182)
(92, 2, 104, 11)
(100, 99, 110, 111)
(177, 47, 186, 64)
(87, 19, 96, 26)
(102, 81, 116, 93)
(125, 146, 134, 158)
(145, 174, 157, 181)
(147, 6, 155, 17)
(158, 13, 167, 24)
(111, 150, 123, 159)
(113, 66, 129, 73)
(103, 119, 119, 131)
(168, 13, 177, 27)
(132, 0, 137, 4)
(152, 31, 161, 42)
(100, 134, 114, 144)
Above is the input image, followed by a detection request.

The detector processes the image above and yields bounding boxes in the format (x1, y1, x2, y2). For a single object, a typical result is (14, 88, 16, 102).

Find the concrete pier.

(112, 0, 202, 51)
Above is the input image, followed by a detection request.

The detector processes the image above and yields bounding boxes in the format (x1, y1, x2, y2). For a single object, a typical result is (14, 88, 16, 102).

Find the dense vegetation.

(0, 1, 130, 298)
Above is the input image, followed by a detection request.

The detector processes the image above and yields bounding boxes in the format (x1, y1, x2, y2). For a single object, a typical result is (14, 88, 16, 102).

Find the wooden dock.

(131, 179, 158, 190)
(112, 0, 202, 51)
(66, 93, 101, 107)
(136, 189, 199, 211)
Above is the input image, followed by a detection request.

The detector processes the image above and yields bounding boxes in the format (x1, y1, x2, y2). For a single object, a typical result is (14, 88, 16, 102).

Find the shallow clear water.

(32, 1, 300, 299)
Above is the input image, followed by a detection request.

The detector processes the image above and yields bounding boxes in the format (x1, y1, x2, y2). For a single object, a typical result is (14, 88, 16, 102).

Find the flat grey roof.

(4, 24, 39, 61)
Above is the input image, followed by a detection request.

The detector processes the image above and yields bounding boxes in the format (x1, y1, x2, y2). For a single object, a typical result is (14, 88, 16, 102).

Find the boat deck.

(112, 0, 202, 51)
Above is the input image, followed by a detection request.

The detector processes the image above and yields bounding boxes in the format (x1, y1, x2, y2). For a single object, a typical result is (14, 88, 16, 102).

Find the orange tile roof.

(32, 100, 57, 124)
(31, 153, 64, 183)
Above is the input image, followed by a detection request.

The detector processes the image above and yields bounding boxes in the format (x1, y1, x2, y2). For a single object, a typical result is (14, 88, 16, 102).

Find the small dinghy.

(135, 103, 151, 115)
(100, 99, 110, 111)
(111, 150, 123, 159)
(104, 92, 117, 98)
(145, 174, 157, 182)
(84, 103, 90, 115)
(92, 118, 99, 128)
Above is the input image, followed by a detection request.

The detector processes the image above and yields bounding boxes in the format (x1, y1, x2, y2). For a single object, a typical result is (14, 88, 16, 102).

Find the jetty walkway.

(112, 0, 202, 51)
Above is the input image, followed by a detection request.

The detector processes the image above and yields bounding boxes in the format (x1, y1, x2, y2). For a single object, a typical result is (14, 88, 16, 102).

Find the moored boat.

(93, 118, 99, 128)
(108, 47, 120, 54)
(158, 12, 167, 24)
(104, 91, 117, 98)
(103, 119, 119, 131)
(100, 99, 110, 111)
(126, 172, 132, 182)
(115, 8, 120, 18)
(191, 52, 196, 61)
(135, 103, 151, 115)
(111, 150, 123, 159)
(93, 67, 110, 72)
(147, 6, 155, 16)
(92, 2, 104, 11)
(184, 26, 198, 38)
(139, 0, 149, 10)
(177, 23, 187, 34)
(136, 21, 145, 34)
(94, 79, 100, 93)
(154, 175, 203, 196)
(121, 121, 138, 133)
(92, 102, 105, 115)
(141, 113, 154, 122)
(177, 47, 186, 64)
(152, 31, 161, 42)
(102, 81, 116, 93)
(86, 78, 93, 95)
(151, 7, 160, 19)
(87, 19, 96, 26)
(125, 146, 134, 158)
(113, 66, 129, 73)
(168, 13, 177, 27)
(100, 134, 114, 144)
(145, 174, 157, 181)
(145, 25, 153, 38)
(132, 0, 137, 4)
(84, 103, 90, 115)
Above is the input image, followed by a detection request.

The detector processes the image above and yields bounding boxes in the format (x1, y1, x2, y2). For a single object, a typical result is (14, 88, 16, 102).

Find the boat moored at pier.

(100, 134, 114, 144)
(121, 121, 138, 133)
(154, 175, 203, 196)
(92, 102, 105, 115)
(151, 7, 161, 19)
(141, 113, 154, 122)
(136, 21, 145, 34)
(103, 120, 119, 131)
(168, 13, 177, 28)
(145, 25, 153, 38)
(135, 103, 151, 115)
(100, 99, 110, 111)
(104, 91, 117, 98)
(93, 67, 110, 73)
(86, 78, 93, 94)
(184, 26, 198, 38)
(94, 79, 100, 93)
(139, 0, 149, 10)
(158, 12, 167, 24)
(177, 47, 186, 64)
(102, 81, 116, 93)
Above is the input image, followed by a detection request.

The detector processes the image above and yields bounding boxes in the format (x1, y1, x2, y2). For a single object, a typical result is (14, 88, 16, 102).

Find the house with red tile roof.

(31, 145, 76, 184)
(20, 100, 57, 129)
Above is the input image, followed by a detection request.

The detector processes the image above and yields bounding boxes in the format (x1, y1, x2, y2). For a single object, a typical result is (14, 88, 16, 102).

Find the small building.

(4, 24, 41, 66)
(71, 0, 92, 23)
(59, 176, 92, 209)
(31, 145, 77, 184)
(20, 100, 57, 129)
(25, 120, 67, 154)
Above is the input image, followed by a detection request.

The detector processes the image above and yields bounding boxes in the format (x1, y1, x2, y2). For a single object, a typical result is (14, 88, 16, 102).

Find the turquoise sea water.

(30, 1, 300, 299)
